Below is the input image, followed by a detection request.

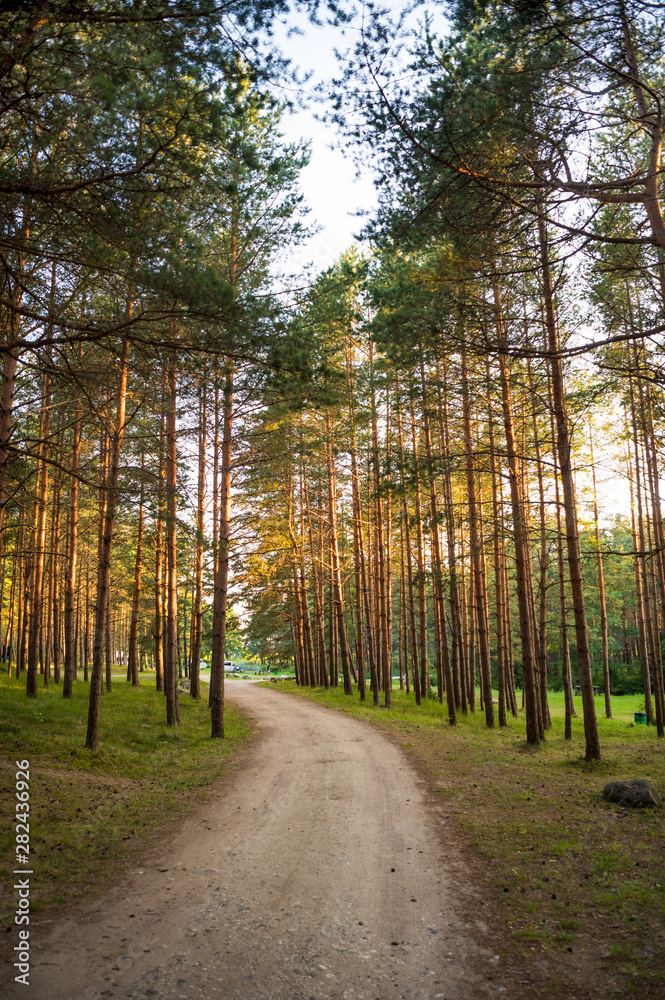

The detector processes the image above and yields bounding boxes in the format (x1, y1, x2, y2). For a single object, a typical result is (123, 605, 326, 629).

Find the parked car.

(224, 661, 242, 673)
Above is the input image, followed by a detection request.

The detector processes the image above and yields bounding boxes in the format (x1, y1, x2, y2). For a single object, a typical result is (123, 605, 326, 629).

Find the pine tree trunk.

(460, 346, 494, 728)
(154, 404, 165, 694)
(304, 478, 328, 688)
(422, 373, 455, 723)
(325, 409, 354, 695)
(369, 352, 390, 706)
(409, 399, 429, 698)
(26, 271, 54, 697)
(635, 365, 665, 735)
(0, 154, 34, 563)
(589, 426, 611, 718)
(164, 351, 180, 726)
(529, 359, 551, 730)
(384, 390, 393, 705)
(50, 465, 62, 685)
(396, 400, 421, 705)
(627, 441, 654, 725)
(210, 362, 233, 737)
(486, 364, 507, 727)
(85, 318, 131, 750)
(437, 361, 464, 711)
(190, 386, 207, 700)
(127, 461, 145, 689)
(347, 359, 367, 699)
(493, 279, 541, 744)
(537, 210, 600, 760)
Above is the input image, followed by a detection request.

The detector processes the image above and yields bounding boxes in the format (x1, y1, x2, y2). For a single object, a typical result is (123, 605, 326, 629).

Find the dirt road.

(4, 684, 522, 1000)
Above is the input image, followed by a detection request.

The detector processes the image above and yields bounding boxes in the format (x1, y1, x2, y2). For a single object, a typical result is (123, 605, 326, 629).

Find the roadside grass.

(0, 672, 251, 925)
(268, 680, 665, 997)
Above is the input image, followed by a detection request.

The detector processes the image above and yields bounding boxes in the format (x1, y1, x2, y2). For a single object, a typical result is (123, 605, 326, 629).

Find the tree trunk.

(589, 425, 611, 718)
(626, 435, 654, 725)
(154, 403, 165, 693)
(85, 318, 131, 750)
(460, 346, 494, 728)
(190, 385, 207, 700)
(26, 267, 54, 696)
(164, 351, 180, 726)
(210, 362, 233, 737)
(127, 457, 145, 689)
(50, 465, 62, 685)
(493, 279, 541, 744)
(486, 363, 507, 727)
(325, 409, 354, 695)
(421, 369, 455, 723)
(437, 360, 464, 711)
(537, 210, 600, 760)
(396, 400, 421, 705)
(409, 399, 429, 698)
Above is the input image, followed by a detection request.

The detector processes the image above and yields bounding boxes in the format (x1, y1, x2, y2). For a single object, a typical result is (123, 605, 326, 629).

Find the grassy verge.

(268, 680, 665, 998)
(0, 672, 252, 924)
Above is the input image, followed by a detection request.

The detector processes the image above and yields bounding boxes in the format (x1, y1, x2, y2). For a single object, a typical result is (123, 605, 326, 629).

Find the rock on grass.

(602, 779, 661, 808)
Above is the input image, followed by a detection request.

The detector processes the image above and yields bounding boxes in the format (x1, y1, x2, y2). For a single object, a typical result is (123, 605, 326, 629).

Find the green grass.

(267, 679, 665, 998)
(0, 671, 252, 924)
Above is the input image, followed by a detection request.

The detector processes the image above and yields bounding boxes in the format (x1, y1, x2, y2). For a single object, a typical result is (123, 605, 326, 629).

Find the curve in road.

(4, 683, 518, 1000)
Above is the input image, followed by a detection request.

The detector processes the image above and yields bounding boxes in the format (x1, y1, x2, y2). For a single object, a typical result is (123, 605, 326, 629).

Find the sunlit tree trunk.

(128, 456, 145, 689)
(154, 402, 165, 693)
(493, 279, 541, 744)
(164, 350, 180, 726)
(625, 430, 654, 725)
(397, 399, 421, 705)
(325, 409, 353, 695)
(26, 266, 54, 696)
(589, 424, 611, 718)
(210, 362, 233, 737)
(190, 386, 207, 700)
(85, 319, 131, 750)
(537, 211, 600, 759)
(409, 398, 429, 698)
(461, 345, 494, 728)
(422, 365, 455, 722)
(437, 360, 464, 712)
(486, 363, 507, 727)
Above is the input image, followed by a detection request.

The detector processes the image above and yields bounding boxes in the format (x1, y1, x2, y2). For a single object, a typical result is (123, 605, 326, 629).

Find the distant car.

(224, 662, 242, 673)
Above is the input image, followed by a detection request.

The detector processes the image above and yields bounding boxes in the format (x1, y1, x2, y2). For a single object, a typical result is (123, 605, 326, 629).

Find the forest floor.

(1, 675, 663, 999)
(4, 678, 548, 1000)
(0, 671, 252, 929)
(269, 681, 665, 999)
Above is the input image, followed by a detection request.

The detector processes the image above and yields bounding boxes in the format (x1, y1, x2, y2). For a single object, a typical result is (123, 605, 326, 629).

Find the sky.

(271, 9, 379, 274)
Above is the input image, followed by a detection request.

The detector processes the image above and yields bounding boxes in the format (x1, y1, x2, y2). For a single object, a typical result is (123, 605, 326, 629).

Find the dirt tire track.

(3, 683, 528, 1000)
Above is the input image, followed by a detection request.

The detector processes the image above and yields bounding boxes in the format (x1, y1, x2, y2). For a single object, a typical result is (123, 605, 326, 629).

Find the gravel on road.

(3, 683, 526, 1000)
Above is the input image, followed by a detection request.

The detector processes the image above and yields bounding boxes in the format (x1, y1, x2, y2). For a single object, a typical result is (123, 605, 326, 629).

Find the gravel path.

(4, 683, 518, 1000)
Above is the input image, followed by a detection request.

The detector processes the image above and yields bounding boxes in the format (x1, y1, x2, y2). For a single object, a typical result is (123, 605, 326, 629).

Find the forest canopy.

(3, 0, 665, 764)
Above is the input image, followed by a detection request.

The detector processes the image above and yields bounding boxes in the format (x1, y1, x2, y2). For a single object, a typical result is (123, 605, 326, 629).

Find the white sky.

(271, 10, 378, 273)
(271, 2, 450, 274)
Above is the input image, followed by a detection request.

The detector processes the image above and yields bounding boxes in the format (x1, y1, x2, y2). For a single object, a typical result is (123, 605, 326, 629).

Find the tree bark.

(589, 425, 611, 718)
(460, 345, 494, 728)
(210, 362, 233, 737)
(127, 456, 145, 689)
(493, 279, 541, 744)
(190, 385, 207, 700)
(325, 409, 354, 695)
(537, 209, 600, 760)
(85, 324, 131, 749)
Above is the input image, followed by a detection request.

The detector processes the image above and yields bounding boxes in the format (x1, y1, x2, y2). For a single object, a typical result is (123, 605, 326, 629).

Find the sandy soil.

(3, 683, 532, 1000)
